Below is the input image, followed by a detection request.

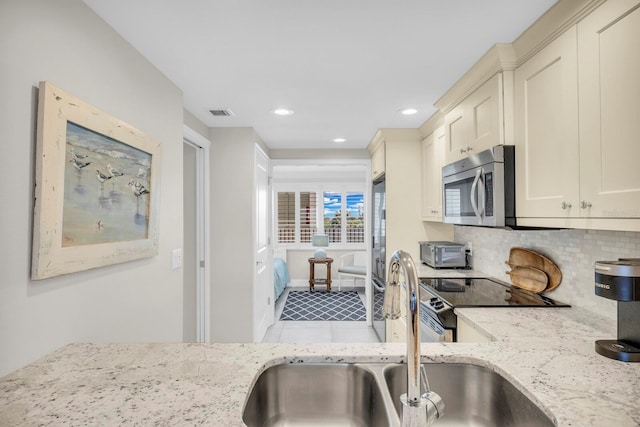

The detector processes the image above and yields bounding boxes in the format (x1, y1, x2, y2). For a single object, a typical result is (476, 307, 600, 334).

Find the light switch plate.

(171, 249, 183, 269)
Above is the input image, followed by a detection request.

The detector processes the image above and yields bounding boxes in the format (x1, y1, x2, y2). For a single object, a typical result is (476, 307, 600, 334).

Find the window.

(299, 191, 317, 243)
(277, 192, 295, 243)
(323, 192, 342, 243)
(276, 189, 364, 245)
(277, 191, 318, 244)
(346, 192, 364, 243)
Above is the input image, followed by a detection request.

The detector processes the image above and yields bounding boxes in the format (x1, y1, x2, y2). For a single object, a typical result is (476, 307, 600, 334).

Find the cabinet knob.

(561, 201, 572, 210)
(460, 148, 466, 153)
(580, 201, 592, 209)
(466, 146, 473, 151)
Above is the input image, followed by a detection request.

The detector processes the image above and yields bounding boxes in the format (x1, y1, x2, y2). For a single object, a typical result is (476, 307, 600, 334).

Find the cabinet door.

(422, 126, 445, 220)
(371, 143, 385, 180)
(578, 0, 640, 218)
(444, 73, 504, 164)
(456, 316, 491, 343)
(514, 27, 580, 218)
(444, 102, 470, 164)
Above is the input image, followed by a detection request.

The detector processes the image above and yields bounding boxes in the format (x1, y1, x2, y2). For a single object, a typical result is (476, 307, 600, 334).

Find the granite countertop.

(1, 337, 639, 426)
(1, 267, 639, 426)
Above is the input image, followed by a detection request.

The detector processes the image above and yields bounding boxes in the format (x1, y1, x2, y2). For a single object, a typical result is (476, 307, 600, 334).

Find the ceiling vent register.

(209, 109, 235, 117)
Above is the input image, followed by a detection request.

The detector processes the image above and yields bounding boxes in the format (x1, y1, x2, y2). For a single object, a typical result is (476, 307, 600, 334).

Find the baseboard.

(288, 279, 309, 288)
(286, 279, 365, 291)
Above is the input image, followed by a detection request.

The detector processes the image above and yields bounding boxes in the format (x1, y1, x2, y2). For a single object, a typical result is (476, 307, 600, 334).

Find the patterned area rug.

(280, 290, 366, 321)
(373, 291, 385, 321)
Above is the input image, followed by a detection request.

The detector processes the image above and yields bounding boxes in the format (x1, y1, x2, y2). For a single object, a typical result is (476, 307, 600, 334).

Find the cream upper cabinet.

(444, 73, 506, 164)
(421, 126, 445, 221)
(515, 1, 640, 230)
(515, 27, 580, 219)
(371, 142, 385, 181)
(577, 0, 640, 219)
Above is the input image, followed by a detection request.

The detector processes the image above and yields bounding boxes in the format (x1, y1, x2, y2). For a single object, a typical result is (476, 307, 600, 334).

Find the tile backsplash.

(454, 226, 640, 321)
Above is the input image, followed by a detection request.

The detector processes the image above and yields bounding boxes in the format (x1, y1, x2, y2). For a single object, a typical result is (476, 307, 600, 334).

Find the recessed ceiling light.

(400, 108, 418, 115)
(273, 108, 294, 116)
(332, 138, 347, 143)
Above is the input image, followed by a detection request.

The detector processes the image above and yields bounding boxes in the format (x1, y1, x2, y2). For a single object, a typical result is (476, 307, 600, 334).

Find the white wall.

(0, 0, 184, 377)
(209, 128, 261, 342)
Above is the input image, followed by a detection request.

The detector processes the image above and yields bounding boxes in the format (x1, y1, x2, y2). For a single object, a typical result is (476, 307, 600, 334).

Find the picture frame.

(31, 81, 162, 280)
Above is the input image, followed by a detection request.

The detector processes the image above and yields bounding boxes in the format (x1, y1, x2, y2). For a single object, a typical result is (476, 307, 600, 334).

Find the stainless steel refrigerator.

(371, 178, 386, 341)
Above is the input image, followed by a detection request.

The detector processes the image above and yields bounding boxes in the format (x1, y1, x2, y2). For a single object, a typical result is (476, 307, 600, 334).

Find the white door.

(183, 142, 198, 342)
(254, 146, 272, 341)
(183, 127, 211, 343)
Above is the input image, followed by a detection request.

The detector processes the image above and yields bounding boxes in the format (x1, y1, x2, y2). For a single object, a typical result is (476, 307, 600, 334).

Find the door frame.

(183, 125, 211, 343)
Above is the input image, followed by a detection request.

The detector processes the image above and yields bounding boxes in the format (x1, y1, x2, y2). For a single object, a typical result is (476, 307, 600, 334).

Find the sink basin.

(242, 362, 554, 427)
(384, 363, 554, 427)
(242, 363, 393, 427)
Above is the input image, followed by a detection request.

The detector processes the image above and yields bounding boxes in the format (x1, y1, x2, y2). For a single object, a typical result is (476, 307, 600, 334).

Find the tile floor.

(262, 286, 382, 344)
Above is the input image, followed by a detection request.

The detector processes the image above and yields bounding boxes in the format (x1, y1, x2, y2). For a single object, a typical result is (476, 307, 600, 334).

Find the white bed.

(273, 248, 290, 301)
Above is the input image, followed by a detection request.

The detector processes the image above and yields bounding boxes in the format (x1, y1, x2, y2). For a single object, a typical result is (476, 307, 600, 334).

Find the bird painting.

(95, 169, 112, 189)
(70, 147, 88, 161)
(70, 157, 92, 170)
(127, 179, 149, 198)
(107, 164, 124, 178)
(128, 179, 150, 214)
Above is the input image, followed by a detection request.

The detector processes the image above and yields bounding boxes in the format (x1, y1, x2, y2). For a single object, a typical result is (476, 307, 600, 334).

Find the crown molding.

(433, 43, 515, 114)
(418, 111, 444, 140)
(512, 0, 606, 65)
(367, 128, 421, 154)
(432, 0, 605, 116)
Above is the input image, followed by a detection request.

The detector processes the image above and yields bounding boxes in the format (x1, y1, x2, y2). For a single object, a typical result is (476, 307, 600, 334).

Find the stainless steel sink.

(242, 362, 555, 427)
(383, 363, 555, 427)
(242, 363, 394, 427)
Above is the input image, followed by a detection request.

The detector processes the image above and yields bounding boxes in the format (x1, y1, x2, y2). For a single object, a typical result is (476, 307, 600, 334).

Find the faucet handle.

(423, 391, 445, 425)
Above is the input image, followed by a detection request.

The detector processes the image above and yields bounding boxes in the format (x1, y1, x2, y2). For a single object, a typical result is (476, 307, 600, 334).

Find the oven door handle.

(470, 168, 483, 223)
(372, 280, 385, 292)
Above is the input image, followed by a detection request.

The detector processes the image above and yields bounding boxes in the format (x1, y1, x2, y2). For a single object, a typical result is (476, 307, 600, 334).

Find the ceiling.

(82, 0, 558, 150)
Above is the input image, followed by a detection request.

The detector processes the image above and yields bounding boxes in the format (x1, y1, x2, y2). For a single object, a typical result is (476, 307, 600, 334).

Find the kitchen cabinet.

(443, 73, 508, 164)
(457, 316, 491, 343)
(577, 0, 640, 220)
(370, 141, 385, 181)
(421, 126, 445, 221)
(514, 26, 580, 219)
(515, 0, 640, 231)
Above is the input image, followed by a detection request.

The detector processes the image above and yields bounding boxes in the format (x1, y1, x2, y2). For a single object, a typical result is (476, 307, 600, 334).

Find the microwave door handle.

(470, 168, 482, 222)
(478, 168, 486, 218)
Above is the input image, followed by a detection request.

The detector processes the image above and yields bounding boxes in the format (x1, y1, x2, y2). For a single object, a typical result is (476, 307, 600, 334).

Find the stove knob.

(434, 301, 445, 310)
(429, 297, 438, 305)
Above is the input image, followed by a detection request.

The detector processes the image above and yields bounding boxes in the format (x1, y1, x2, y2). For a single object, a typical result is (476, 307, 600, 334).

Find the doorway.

(183, 126, 211, 343)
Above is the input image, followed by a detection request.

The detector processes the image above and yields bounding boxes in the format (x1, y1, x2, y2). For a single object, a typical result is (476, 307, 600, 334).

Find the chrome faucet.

(384, 250, 444, 427)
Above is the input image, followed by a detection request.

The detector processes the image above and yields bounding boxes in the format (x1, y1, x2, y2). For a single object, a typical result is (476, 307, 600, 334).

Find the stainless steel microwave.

(442, 145, 515, 227)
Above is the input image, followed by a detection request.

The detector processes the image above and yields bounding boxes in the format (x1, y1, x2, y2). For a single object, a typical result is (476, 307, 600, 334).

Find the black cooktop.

(419, 277, 570, 308)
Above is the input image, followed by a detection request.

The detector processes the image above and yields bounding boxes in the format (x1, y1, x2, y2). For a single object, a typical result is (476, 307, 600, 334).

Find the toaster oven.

(420, 241, 466, 269)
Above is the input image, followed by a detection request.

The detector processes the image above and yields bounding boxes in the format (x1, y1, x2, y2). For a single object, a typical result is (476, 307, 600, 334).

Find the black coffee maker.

(594, 259, 640, 362)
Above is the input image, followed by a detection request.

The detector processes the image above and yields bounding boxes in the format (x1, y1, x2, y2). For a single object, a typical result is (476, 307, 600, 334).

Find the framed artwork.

(31, 81, 162, 280)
